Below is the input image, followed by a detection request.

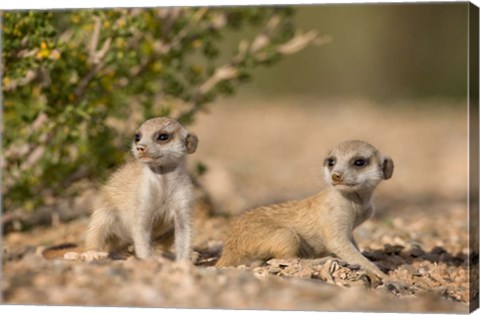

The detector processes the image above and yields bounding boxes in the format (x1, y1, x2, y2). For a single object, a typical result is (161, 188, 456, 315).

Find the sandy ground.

(2, 97, 476, 313)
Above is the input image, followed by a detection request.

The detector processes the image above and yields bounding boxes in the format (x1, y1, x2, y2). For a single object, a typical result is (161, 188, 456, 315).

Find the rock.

(363, 251, 386, 261)
(422, 253, 440, 262)
(431, 246, 447, 255)
(64, 252, 80, 260)
(408, 248, 426, 258)
(384, 244, 405, 255)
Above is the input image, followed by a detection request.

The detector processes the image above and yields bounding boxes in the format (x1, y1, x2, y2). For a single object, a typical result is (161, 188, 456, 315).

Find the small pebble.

(64, 252, 80, 260)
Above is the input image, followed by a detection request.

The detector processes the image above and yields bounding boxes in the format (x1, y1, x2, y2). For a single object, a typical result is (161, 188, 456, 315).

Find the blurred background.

(192, 3, 469, 217)
(2, 2, 469, 222)
(240, 3, 468, 100)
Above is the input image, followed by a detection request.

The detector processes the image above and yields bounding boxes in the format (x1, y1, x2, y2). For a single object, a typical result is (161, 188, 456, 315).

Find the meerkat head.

(323, 140, 394, 193)
(131, 117, 198, 167)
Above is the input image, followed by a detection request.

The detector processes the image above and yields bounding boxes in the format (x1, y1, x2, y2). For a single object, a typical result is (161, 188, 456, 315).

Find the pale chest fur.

(136, 166, 193, 227)
(323, 189, 374, 229)
(351, 202, 374, 228)
(293, 190, 374, 256)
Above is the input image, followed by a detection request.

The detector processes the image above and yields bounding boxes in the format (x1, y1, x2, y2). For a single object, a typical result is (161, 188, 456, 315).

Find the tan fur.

(217, 140, 394, 281)
(86, 117, 198, 261)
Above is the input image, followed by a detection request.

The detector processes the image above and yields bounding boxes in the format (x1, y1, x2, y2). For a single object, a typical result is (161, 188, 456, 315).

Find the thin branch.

(88, 17, 101, 63)
(178, 20, 324, 122)
(197, 66, 239, 96)
(278, 31, 330, 55)
(3, 70, 37, 91)
(75, 17, 112, 101)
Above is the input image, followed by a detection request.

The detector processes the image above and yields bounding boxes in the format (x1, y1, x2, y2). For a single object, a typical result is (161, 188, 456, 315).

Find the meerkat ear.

(185, 132, 198, 154)
(382, 156, 394, 180)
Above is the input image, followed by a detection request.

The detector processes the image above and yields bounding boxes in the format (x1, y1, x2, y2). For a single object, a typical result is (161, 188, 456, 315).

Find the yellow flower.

(37, 49, 50, 60)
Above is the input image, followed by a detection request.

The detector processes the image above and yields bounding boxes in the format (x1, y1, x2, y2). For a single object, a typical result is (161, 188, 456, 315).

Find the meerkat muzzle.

(331, 172, 343, 182)
(136, 144, 146, 152)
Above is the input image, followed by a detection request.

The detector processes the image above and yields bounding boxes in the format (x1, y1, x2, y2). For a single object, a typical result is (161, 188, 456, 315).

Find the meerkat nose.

(331, 172, 343, 182)
(136, 144, 146, 152)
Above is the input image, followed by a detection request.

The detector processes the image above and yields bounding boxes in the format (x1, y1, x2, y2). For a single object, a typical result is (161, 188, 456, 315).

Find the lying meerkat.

(85, 117, 198, 261)
(216, 140, 394, 281)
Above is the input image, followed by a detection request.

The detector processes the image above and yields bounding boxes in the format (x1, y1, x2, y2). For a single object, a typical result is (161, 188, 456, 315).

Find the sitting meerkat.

(216, 140, 394, 281)
(85, 117, 198, 261)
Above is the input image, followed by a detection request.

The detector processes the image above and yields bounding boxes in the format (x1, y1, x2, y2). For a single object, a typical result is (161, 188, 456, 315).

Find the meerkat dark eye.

(134, 133, 141, 142)
(354, 159, 366, 167)
(157, 133, 170, 141)
(326, 158, 336, 167)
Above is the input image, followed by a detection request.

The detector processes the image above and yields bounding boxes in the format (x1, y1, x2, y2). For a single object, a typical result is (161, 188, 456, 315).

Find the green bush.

(2, 7, 319, 213)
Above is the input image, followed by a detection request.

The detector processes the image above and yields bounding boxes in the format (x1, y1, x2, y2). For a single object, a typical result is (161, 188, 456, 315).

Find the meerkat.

(85, 117, 198, 261)
(216, 140, 394, 282)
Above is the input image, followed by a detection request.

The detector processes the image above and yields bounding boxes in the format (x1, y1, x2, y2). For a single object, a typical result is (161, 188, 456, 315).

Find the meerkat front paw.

(357, 269, 383, 287)
(80, 250, 109, 262)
